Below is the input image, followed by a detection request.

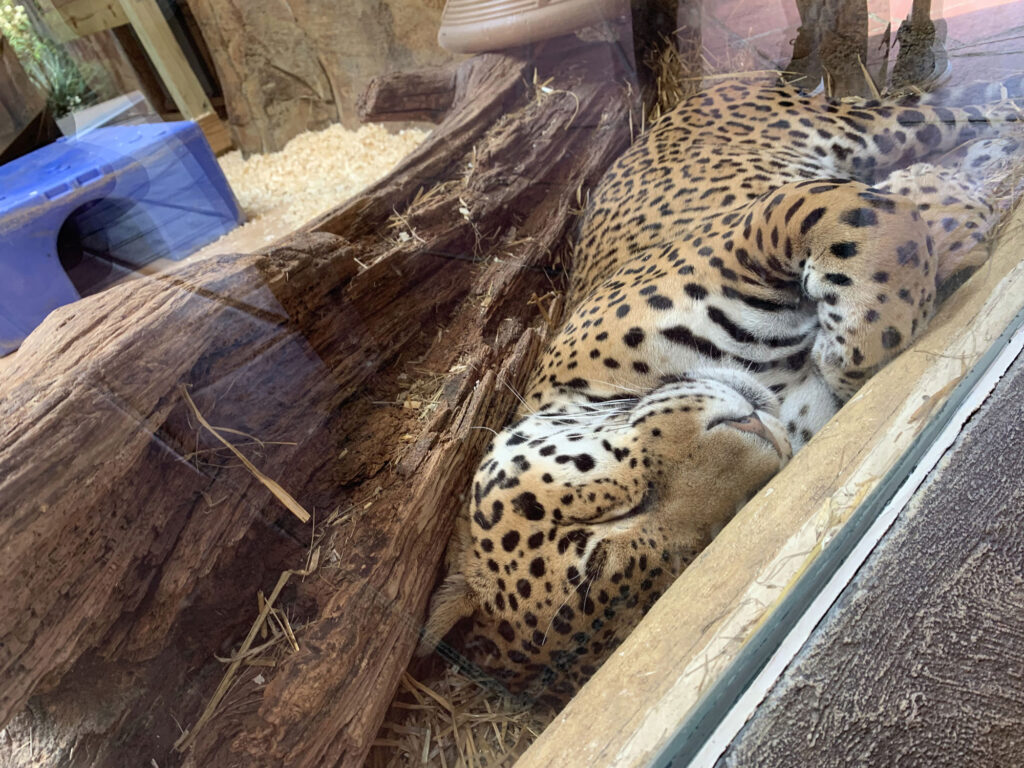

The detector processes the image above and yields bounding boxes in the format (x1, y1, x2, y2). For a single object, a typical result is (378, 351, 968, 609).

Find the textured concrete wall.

(185, 0, 453, 156)
(716, 349, 1024, 767)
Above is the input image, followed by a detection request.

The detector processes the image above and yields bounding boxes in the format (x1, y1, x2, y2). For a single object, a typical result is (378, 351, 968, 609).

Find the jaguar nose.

(722, 413, 789, 458)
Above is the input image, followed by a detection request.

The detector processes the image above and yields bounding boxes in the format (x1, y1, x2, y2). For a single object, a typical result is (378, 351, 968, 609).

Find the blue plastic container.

(0, 121, 242, 356)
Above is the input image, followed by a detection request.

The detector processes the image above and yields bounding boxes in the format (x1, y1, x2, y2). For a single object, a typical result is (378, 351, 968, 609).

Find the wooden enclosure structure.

(33, 0, 230, 152)
(0, 30, 48, 156)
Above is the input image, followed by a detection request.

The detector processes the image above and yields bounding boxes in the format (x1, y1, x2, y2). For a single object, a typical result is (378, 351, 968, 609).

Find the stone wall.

(185, 0, 452, 156)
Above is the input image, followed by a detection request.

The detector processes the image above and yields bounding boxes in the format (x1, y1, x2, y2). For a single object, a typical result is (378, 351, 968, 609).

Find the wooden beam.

(33, 0, 80, 42)
(35, 0, 229, 150)
(195, 110, 232, 154)
(49, 0, 128, 38)
(514, 204, 1024, 766)
(115, 0, 212, 119)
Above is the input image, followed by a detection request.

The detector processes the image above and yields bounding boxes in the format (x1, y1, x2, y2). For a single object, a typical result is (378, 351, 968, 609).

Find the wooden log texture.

(357, 63, 459, 124)
(0, 41, 637, 768)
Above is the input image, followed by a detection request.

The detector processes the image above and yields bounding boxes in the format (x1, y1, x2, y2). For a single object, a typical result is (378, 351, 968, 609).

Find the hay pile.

(365, 668, 556, 768)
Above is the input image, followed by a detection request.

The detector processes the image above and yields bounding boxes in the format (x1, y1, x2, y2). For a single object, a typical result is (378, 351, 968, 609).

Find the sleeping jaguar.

(420, 75, 1023, 701)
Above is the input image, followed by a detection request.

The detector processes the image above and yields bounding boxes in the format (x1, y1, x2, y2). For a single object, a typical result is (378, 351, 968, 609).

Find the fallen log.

(357, 63, 460, 124)
(0, 36, 641, 768)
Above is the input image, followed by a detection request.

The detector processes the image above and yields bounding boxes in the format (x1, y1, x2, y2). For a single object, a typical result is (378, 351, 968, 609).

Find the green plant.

(0, 0, 95, 116)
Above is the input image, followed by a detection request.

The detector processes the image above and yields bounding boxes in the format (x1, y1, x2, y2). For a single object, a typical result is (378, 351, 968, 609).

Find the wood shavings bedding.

(196, 123, 428, 257)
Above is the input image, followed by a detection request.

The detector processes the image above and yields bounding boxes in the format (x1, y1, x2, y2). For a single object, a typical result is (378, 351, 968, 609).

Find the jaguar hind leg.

(878, 136, 1023, 283)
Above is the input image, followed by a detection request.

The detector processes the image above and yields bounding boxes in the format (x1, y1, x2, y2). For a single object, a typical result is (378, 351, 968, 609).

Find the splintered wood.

(176, 549, 320, 753)
(179, 385, 311, 523)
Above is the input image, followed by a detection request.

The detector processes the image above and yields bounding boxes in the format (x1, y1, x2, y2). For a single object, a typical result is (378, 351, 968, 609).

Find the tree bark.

(0, 37, 640, 768)
(357, 63, 459, 124)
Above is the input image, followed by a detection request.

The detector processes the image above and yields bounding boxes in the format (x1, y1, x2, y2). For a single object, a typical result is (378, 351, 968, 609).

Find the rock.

(184, 0, 454, 155)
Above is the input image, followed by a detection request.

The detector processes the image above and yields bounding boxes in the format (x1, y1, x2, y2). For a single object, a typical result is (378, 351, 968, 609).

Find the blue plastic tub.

(0, 121, 242, 356)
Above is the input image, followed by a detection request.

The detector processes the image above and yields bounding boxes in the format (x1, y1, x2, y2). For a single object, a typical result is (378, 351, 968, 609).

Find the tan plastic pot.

(438, 0, 628, 53)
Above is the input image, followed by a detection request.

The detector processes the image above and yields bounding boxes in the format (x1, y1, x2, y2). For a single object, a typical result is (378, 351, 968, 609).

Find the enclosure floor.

(189, 122, 428, 260)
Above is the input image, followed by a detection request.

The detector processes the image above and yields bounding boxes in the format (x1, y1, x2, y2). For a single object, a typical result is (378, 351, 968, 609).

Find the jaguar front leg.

(741, 179, 938, 399)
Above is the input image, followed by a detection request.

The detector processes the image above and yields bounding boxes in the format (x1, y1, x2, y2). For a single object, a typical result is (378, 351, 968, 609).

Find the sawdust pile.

(197, 123, 428, 257)
(221, 123, 428, 227)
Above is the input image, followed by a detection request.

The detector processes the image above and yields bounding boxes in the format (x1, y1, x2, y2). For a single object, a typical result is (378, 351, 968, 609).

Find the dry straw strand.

(179, 384, 310, 523)
(175, 561, 315, 752)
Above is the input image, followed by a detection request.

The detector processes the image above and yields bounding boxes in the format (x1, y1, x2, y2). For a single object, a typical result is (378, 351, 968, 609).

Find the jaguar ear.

(416, 573, 475, 657)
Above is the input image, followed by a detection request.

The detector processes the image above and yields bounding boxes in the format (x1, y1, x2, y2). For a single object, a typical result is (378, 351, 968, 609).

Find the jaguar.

(419, 74, 1023, 701)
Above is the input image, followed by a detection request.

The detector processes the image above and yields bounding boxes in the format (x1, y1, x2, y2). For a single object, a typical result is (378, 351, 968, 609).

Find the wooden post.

(114, 0, 211, 119)
(35, 0, 232, 152)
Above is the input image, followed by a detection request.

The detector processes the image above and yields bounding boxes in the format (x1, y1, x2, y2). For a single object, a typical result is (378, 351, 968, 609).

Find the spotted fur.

(421, 77, 1023, 701)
